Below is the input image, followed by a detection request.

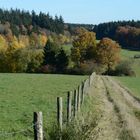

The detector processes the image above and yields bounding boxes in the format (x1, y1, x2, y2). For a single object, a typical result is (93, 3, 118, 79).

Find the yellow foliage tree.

(58, 34, 70, 45)
(29, 32, 38, 47)
(38, 34, 48, 47)
(71, 28, 96, 65)
(10, 36, 25, 49)
(0, 35, 7, 50)
(19, 35, 30, 48)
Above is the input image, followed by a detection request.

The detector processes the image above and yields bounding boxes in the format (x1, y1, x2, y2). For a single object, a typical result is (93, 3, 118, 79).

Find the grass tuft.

(134, 109, 140, 121)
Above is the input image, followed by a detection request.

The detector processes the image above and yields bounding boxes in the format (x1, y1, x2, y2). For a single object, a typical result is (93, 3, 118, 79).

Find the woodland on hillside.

(0, 8, 139, 75)
(93, 20, 140, 49)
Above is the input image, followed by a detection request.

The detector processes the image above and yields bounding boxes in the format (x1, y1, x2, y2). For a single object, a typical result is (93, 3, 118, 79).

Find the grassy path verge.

(115, 77, 140, 100)
(103, 76, 140, 140)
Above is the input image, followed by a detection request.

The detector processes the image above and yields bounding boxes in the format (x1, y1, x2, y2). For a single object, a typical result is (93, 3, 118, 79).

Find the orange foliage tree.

(116, 26, 140, 49)
(96, 38, 121, 73)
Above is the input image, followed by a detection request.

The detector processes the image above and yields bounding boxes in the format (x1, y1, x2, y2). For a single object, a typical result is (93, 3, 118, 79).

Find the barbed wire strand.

(0, 123, 37, 137)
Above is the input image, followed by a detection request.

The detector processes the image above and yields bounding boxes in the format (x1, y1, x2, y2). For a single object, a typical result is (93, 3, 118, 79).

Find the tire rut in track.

(102, 76, 140, 140)
(107, 77, 140, 110)
(89, 75, 121, 140)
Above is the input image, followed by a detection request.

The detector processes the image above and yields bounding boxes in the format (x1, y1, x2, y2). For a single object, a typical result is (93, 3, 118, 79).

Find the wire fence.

(0, 123, 36, 137)
(0, 72, 96, 139)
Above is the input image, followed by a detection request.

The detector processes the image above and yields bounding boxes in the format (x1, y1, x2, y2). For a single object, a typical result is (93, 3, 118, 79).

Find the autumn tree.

(10, 36, 26, 49)
(116, 26, 140, 49)
(0, 34, 44, 73)
(71, 28, 96, 65)
(29, 32, 39, 48)
(0, 35, 7, 50)
(38, 34, 48, 47)
(19, 35, 30, 47)
(0, 47, 29, 72)
(96, 38, 121, 73)
(26, 49, 44, 72)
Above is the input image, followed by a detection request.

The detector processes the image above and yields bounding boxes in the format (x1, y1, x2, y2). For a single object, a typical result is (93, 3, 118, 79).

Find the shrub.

(67, 61, 106, 75)
(107, 60, 136, 76)
(48, 113, 99, 140)
(134, 54, 140, 59)
(39, 65, 56, 73)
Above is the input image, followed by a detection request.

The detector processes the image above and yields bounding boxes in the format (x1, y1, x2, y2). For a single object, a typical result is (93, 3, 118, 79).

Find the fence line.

(54, 72, 96, 140)
(0, 72, 96, 140)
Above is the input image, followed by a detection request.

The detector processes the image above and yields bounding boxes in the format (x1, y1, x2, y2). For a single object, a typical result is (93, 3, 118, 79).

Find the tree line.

(1, 8, 140, 50)
(0, 26, 121, 74)
(93, 20, 140, 49)
(116, 26, 140, 50)
(0, 8, 64, 35)
(43, 27, 121, 75)
(0, 8, 136, 75)
(0, 32, 47, 72)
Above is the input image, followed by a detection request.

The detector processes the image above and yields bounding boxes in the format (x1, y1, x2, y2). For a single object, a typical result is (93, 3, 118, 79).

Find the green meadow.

(115, 49, 140, 99)
(115, 76, 140, 99)
(0, 74, 87, 139)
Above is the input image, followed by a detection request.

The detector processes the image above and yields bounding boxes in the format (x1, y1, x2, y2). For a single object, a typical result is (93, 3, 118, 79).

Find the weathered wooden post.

(67, 91, 72, 123)
(74, 89, 78, 117)
(89, 75, 91, 87)
(91, 75, 92, 86)
(77, 85, 81, 112)
(91, 72, 94, 84)
(57, 97, 63, 132)
(81, 81, 85, 105)
(83, 79, 88, 95)
(33, 112, 43, 140)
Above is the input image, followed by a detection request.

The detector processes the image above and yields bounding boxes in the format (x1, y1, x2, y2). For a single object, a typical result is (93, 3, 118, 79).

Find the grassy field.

(115, 49, 140, 99)
(0, 73, 87, 139)
(115, 77, 140, 99)
(120, 49, 140, 76)
(120, 49, 140, 59)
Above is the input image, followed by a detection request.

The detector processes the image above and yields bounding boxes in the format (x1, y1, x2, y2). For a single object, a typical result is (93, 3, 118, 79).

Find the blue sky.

(0, 0, 140, 24)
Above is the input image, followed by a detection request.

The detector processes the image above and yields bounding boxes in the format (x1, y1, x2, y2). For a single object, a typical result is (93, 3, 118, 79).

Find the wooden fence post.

(83, 79, 88, 95)
(91, 73, 94, 84)
(81, 81, 85, 105)
(74, 89, 78, 117)
(57, 97, 63, 132)
(33, 112, 43, 140)
(89, 75, 91, 87)
(67, 91, 72, 123)
(77, 85, 81, 112)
